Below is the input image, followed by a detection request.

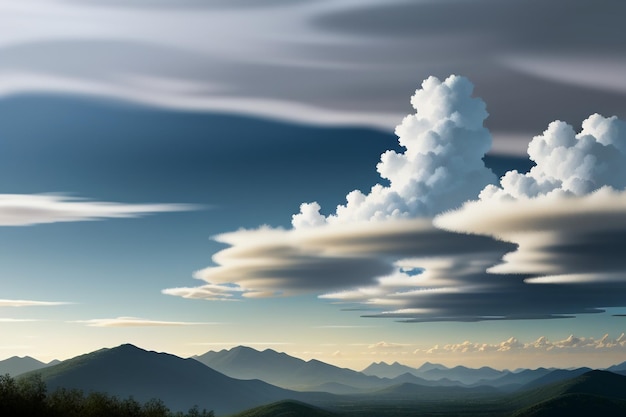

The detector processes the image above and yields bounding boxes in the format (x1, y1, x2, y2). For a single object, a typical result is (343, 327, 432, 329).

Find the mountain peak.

(232, 345, 257, 351)
(97, 343, 153, 358)
(0, 355, 48, 377)
(416, 361, 447, 372)
(116, 343, 144, 351)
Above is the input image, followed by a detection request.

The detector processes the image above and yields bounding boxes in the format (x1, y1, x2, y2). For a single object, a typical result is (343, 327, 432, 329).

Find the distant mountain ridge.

(193, 346, 476, 394)
(0, 355, 55, 376)
(538, 370, 626, 401)
(194, 346, 626, 393)
(361, 361, 428, 379)
(510, 370, 626, 416)
(194, 346, 389, 392)
(361, 359, 508, 385)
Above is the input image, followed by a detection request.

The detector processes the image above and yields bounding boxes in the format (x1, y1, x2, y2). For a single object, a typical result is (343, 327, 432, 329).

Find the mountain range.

(362, 360, 508, 384)
(10, 344, 626, 416)
(21, 344, 331, 415)
(194, 346, 391, 392)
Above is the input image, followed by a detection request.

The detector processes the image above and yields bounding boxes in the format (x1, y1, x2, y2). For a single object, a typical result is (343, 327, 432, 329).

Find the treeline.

(0, 373, 214, 417)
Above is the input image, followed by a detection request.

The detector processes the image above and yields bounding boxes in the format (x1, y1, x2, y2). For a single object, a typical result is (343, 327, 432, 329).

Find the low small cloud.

(422, 337, 523, 354)
(162, 283, 244, 301)
(0, 194, 197, 226)
(0, 318, 38, 322)
(369, 341, 410, 350)
(74, 316, 214, 327)
(420, 334, 626, 355)
(0, 299, 71, 307)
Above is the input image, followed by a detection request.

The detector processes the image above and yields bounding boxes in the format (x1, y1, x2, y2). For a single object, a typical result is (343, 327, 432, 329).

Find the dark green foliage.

(0, 373, 47, 416)
(510, 393, 626, 417)
(229, 400, 337, 417)
(0, 373, 214, 417)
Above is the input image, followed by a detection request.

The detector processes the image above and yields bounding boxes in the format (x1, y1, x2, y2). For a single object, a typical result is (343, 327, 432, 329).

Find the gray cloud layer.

(2, 0, 625, 154)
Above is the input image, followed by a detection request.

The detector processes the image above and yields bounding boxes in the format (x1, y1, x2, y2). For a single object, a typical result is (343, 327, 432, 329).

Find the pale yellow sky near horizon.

(4, 328, 626, 372)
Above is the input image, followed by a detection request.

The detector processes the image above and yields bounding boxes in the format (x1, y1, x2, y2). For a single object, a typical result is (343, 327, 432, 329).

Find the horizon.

(3, 340, 626, 373)
(2, 0, 626, 374)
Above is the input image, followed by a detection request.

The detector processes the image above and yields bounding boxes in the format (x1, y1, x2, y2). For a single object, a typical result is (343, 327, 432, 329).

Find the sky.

(1, 0, 626, 371)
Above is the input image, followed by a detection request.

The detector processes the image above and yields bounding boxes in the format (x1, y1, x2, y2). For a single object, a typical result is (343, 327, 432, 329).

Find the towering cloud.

(293, 75, 496, 227)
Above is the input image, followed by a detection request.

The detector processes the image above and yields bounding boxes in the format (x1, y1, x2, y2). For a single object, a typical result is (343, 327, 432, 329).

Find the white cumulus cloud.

(293, 75, 496, 227)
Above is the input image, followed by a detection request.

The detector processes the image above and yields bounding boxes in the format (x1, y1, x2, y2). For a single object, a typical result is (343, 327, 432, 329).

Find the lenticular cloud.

(292, 75, 496, 228)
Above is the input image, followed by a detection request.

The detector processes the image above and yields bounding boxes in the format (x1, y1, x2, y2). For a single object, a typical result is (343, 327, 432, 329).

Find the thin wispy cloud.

(74, 316, 215, 327)
(313, 325, 376, 329)
(190, 342, 293, 347)
(0, 299, 71, 307)
(0, 318, 38, 323)
(0, 194, 197, 226)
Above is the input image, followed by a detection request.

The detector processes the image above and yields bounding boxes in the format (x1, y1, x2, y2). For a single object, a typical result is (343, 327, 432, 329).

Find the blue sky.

(1, 0, 626, 370)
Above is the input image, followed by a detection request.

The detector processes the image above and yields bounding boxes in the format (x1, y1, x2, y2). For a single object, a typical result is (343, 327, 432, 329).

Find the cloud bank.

(167, 74, 626, 323)
(419, 333, 626, 355)
(0, 194, 195, 226)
